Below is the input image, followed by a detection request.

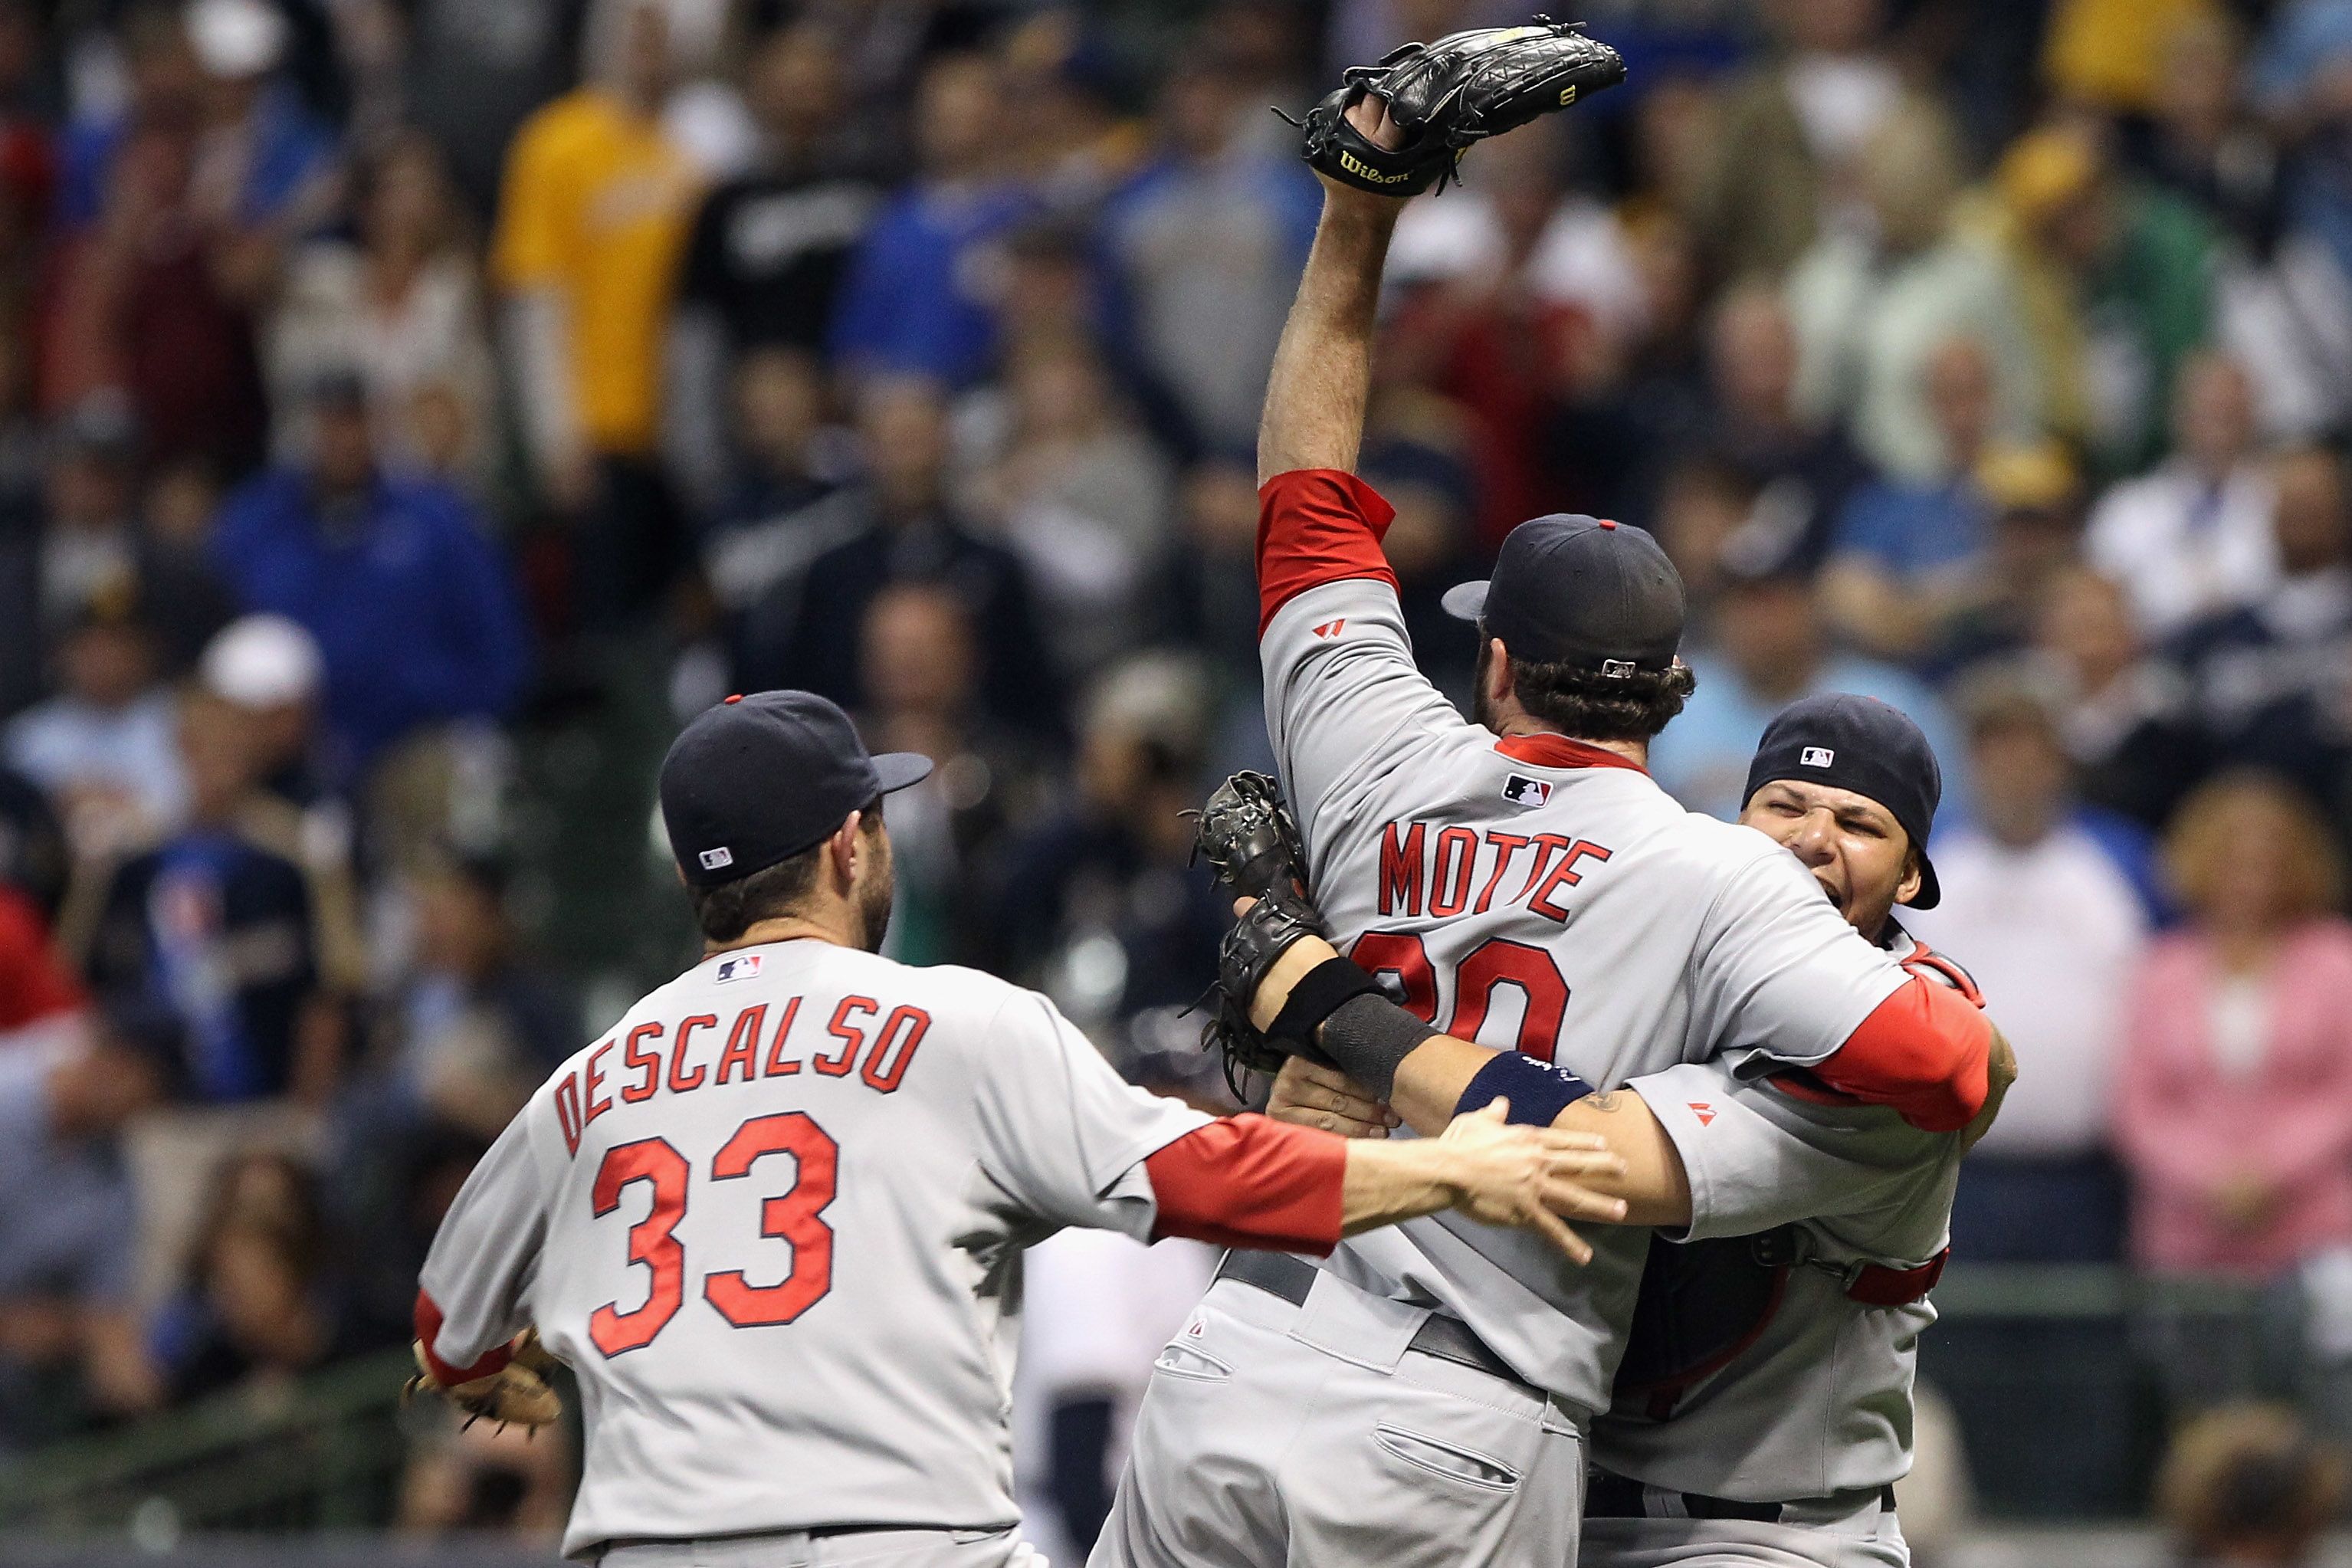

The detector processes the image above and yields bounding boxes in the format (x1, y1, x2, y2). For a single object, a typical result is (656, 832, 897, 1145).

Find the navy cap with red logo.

(1441, 513, 1685, 674)
(1743, 693, 1944, 909)
(659, 691, 932, 888)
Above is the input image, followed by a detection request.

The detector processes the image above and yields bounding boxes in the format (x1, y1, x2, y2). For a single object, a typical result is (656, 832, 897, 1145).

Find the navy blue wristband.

(1455, 1052, 1597, 1127)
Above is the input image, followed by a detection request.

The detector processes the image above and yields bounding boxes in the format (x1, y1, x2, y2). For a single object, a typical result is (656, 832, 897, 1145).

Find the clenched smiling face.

(1739, 778, 1922, 943)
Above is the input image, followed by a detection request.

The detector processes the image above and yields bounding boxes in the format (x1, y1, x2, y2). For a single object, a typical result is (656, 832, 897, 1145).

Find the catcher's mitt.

(1296, 18, 1626, 197)
(1201, 886, 1341, 1097)
(405, 1330, 563, 1435)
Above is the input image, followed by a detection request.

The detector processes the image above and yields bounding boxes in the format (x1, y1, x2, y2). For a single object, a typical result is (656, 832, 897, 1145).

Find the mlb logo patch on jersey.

(1801, 746, 1835, 768)
(1501, 774, 1553, 808)
(714, 953, 763, 983)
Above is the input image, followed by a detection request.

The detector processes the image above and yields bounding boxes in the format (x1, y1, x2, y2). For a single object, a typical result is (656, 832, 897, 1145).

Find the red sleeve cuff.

(1258, 468, 1399, 632)
(1143, 1113, 1347, 1254)
(414, 1289, 515, 1387)
(1809, 975, 1993, 1133)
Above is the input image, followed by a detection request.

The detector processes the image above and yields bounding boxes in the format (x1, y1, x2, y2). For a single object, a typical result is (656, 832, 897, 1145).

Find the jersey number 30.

(587, 1112, 838, 1357)
(1348, 932, 1571, 1061)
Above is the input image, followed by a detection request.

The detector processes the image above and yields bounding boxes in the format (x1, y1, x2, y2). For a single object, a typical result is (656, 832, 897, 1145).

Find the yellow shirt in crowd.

(492, 89, 700, 456)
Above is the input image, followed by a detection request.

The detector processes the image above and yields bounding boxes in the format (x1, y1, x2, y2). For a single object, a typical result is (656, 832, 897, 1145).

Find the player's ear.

(1893, 843, 1924, 907)
(1484, 638, 1513, 704)
(829, 810, 864, 891)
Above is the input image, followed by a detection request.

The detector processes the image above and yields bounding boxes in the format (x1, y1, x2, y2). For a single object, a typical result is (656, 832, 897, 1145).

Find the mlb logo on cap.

(700, 847, 734, 870)
(1801, 746, 1835, 767)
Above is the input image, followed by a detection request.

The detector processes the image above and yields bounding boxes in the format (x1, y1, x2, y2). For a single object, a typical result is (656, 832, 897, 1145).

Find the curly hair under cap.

(1481, 639, 1698, 743)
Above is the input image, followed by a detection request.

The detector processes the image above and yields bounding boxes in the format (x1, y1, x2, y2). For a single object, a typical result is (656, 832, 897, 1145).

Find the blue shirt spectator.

(1832, 475, 1990, 579)
(827, 55, 1036, 389)
(208, 388, 527, 782)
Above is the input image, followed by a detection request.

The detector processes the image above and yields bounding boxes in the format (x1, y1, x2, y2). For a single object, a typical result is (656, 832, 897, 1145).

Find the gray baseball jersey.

(418, 937, 1210, 1559)
(1258, 488, 1921, 1416)
(1581, 927, 1973, 1558)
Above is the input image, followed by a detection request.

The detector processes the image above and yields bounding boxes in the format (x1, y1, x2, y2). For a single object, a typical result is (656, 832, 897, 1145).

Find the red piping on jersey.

(1144, 1114, 1346, 1255)
(1494, 733, 1650, 775)
(413, 1289, 514, 1388)
(1258, 469, 1399, 633)
(1810, 975, 1994, 1133)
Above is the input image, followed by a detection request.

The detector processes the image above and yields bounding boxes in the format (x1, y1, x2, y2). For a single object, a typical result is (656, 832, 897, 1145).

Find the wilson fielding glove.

(1297, 18, 1627, 197)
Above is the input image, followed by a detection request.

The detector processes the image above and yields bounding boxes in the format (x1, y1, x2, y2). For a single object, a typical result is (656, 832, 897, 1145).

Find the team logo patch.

(1688, 1103, 1717, 1126)
(1312, 618, 1347, 638)
(1801, 746, 1835, 768)
(1501, 774, 1552, 808)
(699, 846, 735, 870)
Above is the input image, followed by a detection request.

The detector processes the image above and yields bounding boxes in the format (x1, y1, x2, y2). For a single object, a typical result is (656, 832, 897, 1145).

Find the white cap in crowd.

(185, 0, 288, 80)
(201, 614, 324, 710)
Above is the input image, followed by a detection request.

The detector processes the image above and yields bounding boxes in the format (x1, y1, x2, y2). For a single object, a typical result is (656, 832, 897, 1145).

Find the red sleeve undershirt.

(1794, 974, 1995, 1133)
(1258, 469, 1399, 632)
(0, 886, 84, 1031)
(412, 1290, 513, 1387)
(1143, 1113, 1347, 1255)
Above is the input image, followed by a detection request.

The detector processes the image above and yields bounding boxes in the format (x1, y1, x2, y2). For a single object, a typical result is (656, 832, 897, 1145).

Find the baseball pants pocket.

(1371, 1424, 1522, 1491)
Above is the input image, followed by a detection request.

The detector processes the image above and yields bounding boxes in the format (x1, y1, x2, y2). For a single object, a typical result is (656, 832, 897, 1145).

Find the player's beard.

(851, 841, 896, 953)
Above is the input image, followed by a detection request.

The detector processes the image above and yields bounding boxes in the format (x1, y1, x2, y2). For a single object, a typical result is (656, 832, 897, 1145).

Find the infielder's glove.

(405, 1329, 563, 1435)
(1296, 17, 1626, 197)
(1189, 769, 1309, 900)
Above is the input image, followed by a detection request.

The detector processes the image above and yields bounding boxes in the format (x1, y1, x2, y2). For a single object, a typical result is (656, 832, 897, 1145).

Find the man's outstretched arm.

(1258, 103, 1408, 485)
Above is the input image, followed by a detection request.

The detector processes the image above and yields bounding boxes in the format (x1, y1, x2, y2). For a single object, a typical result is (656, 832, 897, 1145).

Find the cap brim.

(874, 752, 934, 794)
(1441, 580, 1489, 622)
(1909, 851, 1940, 911)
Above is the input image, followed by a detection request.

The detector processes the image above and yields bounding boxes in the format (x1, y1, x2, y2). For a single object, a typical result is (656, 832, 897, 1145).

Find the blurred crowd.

(2, 0, 2352, 1545)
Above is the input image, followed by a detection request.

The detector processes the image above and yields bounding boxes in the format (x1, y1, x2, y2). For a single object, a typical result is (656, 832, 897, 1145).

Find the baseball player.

(408, 691, 1628, 1566)
(1254, 694, 1996, 1567)
(1091, 28, 2004, 1568)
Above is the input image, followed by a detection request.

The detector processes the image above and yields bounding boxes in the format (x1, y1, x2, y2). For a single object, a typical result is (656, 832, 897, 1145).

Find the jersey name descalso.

(553, 994, 933, 1156)
(1377, 819, 1615, 923)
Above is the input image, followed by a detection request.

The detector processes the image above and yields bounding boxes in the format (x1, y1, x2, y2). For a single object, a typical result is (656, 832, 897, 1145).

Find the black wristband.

(1267, 955, 1382, 1045)
(1317, 991, 1442, 1101)
(1455, 1052, 1596, 1127)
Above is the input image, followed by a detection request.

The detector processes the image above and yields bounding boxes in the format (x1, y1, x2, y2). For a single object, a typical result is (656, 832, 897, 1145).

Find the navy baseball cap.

(1442, 514, 1685, 674)
(660, 691, 932, 888)
(1743, 694, 1943, 910)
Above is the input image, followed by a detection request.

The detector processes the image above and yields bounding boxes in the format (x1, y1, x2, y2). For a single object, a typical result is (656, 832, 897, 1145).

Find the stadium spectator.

(492, 0, 700, 625)
(181, 0, 340, 236)
(208, 372, 528, 788)
(1648, 540, 1967, 824)
(2115, 773, 2352, 1282)
(1786, 108, 2042, 484)
(664, 23, 880, 517)
(759, 376, 1059, 735)
(84, 689, 356, 1108)
(979, 336, 1175, 675)
(1689, 0, 1944, 279)
(198, 612, 330, 814)
(268, 133, 494, 484)
(2035, 565, 2205, 830)
(2156, 1404, 2348, 1564)
(1688, 284, 1866, 574)
(1098, 48, 1318, 455)
(828, 52, 1033, 391)
(855, 581, 1048, 968)
(2085, 349, 2279, 638)
(1986, 122, 2216, 477)
(1907, 674, 2150, 1262)
(3, 585, 185, 858)
(2167, 444, 2352, 828)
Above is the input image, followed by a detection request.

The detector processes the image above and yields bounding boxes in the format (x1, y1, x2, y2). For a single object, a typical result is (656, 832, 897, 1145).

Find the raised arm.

(1257, 103, 1407, 484)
